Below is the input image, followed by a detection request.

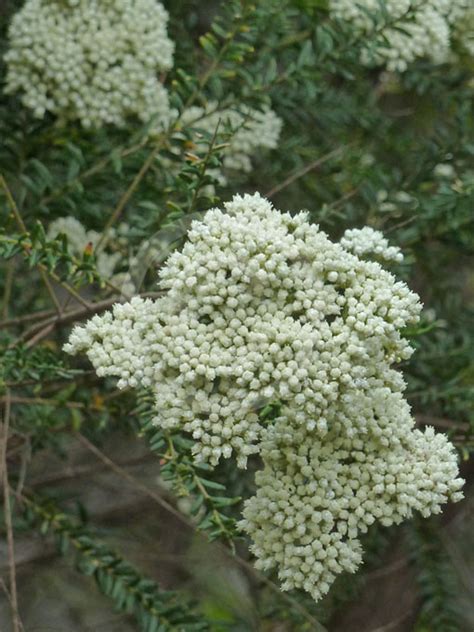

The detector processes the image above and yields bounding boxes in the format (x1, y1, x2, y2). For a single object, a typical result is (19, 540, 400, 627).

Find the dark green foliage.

(0, 0, 473, 629)
(137, 391, 240, 547)
(0, 344, 84, 387)
(408, 516, 467, 632)
(21, 492, 211, 631)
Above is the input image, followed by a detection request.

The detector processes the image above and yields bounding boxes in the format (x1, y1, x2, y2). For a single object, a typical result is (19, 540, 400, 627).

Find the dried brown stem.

(1, 391, 22, 632)
(2, 260, 15, 320)
(265, 145, 349, 198)
(416, 414, 469, 433)
(14, 291, 160, 348)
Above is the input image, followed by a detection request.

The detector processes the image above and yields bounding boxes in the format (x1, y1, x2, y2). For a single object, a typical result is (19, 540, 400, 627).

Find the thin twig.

(75, 433, 195, 526)
(29, 450, 157, 488)
(265, 145, 349, 198)
(188, 120, 221, 215)
(1, 390, 22, 632)
(46, 269, 91, 309)
(15, 440, 31, 499)
(365, 556, 409, 579)
(0, 395, 86, 409)
(1, 174, 91, 310)
(0, 577, 24, 632)
(416, 414, 469, 433)
(96, 142, 166, 252)
(24, 322, 56, 349)
(368, 609, 413, 632)
(0, 174, 26, 232)
(2, 259, 15, 320)
(324, 186, 360, 213)
(40, 141, 147, 207)
(0, 308, 58, 329)
(14, 291, 160, 349)
(5, 371, 95, 389)
(38, 268, 62, 314)
(385, 215, 417, 235)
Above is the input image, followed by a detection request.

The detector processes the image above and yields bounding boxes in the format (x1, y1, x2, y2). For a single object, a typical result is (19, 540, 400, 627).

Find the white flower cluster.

(340, 227, 403, 262)
(4, 0, 174, 129)
(180, 104, 283, 179)
(329, 0, 472, 71)
(64, 193, 463, 599)
(65, 193, 421, 464)
(239, 413, 463, 601)
(433, 163, 457, 179)
(48, 216, 126, 282)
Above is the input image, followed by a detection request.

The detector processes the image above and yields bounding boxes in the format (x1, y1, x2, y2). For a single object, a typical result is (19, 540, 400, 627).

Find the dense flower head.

(240, 420, 464, 601)
(179, 104, 283, 182)
(329, 0, 472, 72)
(65, 193, 421, 466)
(4, 0, 174, 128)
(340, 227, 403, 263)
(65, 193, 463, 600)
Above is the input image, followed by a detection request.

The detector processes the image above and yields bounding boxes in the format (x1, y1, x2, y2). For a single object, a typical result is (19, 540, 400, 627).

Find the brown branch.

(0, 308, 58, 329)
(264, 145, 350, 198)
(96, 142, 166, 252)
(38, 268, 63, 314)
(29, 450, 157, 488)
(1, 391, 22, 632)
(18, 290, 161, 349)
(75, 433, 193, 526)
(24, 321, 56, 349)
(324, 186, 360, 212)
(5, 371, 96, 390)
(40, 141, 147, 207)
(0, 174, 26, 232)
(2, 260, 15, 320)
(365, 556, 409, 580)
(368, 610, 414, 632)
(416, 414, 470, 433)
(0, 578, 24, 632)
(15, 291, 160, 348)
(0, 395, 86, 409)
(1, 174, 92, 311)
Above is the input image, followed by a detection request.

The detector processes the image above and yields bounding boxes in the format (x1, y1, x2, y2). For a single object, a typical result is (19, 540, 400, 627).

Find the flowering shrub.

(4, 0, 174, 128)
(1, 0, 472, 628)
(329, 0, 472, 71)
(65, 193, 464, 599)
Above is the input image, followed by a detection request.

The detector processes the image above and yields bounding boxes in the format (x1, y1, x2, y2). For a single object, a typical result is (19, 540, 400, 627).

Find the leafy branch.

(19, 490, 211, 632)
(136, 392, 240, 548)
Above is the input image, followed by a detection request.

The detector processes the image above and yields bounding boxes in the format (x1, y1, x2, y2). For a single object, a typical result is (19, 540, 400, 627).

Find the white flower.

(65, 192, 463, 601)
(340, 226, 403, 262)
(239, 421, 464, 601)
(4, 0, 174, 129)
(433, 163, 456, 179)
(330, 0, 472, 71)
(65, 193, 422, 466)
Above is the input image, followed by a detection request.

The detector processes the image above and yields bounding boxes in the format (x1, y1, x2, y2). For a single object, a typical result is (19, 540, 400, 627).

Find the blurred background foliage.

(0, 0, 473, 630)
